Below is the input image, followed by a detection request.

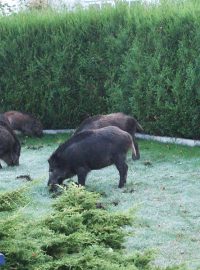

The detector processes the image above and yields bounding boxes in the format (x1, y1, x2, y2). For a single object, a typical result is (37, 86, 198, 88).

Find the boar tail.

(131, 141, 137, 158)
(136, 121, 143, 132)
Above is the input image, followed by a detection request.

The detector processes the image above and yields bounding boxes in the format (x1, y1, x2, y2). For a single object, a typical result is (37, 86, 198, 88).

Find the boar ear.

(49, 153, 63, 166)
(48, 156, 55, 166)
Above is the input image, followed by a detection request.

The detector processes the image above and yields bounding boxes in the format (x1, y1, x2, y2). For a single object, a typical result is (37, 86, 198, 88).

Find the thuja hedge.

(0, 1, 200, 138)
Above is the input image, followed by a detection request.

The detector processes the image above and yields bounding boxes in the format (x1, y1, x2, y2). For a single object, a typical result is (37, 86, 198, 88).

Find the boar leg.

(0, 162, 2, 169)
(23, 128, 32, 136)
(114, 156, 128, 188)
(77, 167, 89, 186)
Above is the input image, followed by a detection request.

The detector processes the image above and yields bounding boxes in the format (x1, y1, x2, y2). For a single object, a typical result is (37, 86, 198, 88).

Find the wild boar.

(0, 120, 21, 168)
(74, 112, 143, 160)
(4, 111, 43, 137)
(0, 114, 10, 126)
(48, 126, 136, 190)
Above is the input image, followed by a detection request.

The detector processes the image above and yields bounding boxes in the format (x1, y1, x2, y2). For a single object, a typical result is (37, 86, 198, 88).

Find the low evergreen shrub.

(0, 188, 27, 212)
(0, 184, 156, 270)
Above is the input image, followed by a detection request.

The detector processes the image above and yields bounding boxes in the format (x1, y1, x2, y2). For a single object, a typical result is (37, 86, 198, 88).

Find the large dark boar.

(48, 126, 136, 189)
(0, 120, 21, 168)
(4, 111, 43, 137)
(74, 112, 143, 160)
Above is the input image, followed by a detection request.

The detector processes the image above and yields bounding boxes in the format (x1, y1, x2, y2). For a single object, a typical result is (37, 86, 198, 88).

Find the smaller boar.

(0, 120, 21, 168)
(4, 111, 43, 137)
(48, 126, 136, 190)
(74, 112, 143, 160)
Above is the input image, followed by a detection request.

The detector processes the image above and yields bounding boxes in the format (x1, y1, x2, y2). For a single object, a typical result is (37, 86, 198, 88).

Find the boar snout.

(9, 160, 19, 166)
(47, 171, 63, 188)
(9, 158, 19, 166)
(11, 153, 20, 166)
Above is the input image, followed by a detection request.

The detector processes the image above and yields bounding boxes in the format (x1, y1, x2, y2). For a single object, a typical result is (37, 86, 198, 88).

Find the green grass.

(0, 134, 200, 269)
(19, 133, 71, 146)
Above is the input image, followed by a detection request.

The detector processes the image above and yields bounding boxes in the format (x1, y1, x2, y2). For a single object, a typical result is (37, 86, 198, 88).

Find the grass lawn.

(0, 133, 200, 269)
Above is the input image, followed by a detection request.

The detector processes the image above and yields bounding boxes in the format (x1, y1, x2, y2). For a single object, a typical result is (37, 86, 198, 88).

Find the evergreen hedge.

(0, 1, 199, 138)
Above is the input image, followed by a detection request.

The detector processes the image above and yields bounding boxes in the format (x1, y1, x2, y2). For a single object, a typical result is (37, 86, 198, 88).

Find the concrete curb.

(135, 133, 200, 147)
(42, 129, 200, 147)
(43, 129, 74, 134)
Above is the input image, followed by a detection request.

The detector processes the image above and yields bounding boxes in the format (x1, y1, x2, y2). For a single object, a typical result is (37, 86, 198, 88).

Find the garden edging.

(41, 129, 200, 147)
